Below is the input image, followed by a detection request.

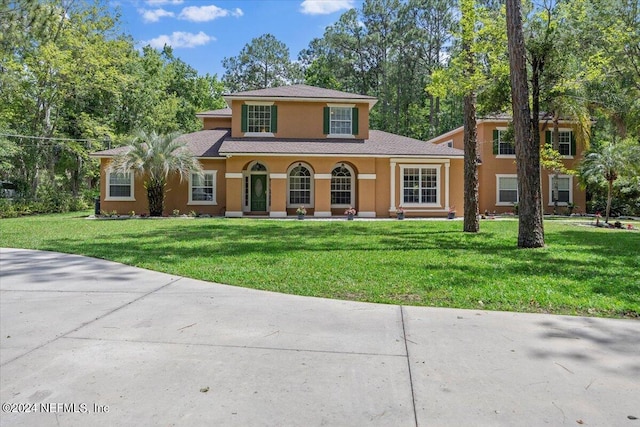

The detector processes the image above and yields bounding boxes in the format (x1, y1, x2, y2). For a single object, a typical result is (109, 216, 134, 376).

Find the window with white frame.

(247, 105, 271, 133)
(330, 107, 352, 135)
(402, 166, 439, 205)
(549, 175, 572, 205)
(189, 171, 217, 204)
(497, 175, 518, 205)
(497, 129, 515, 155)
(558, 131, 572, 156)
(107, 171, 134, 200)
(288, 164, 313, 206)
(331, 165, 353, 206)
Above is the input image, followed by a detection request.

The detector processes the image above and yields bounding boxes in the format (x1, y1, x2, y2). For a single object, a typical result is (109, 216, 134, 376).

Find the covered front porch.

(223, 156, 381, 218)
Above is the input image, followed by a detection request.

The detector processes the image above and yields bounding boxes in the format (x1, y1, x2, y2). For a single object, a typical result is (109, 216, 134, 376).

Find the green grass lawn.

(1, 212, 638, 318)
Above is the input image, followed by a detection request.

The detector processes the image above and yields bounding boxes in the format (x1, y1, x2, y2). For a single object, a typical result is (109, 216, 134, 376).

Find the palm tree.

(109, 131, 202, 216)
(580, 140, 640, 223)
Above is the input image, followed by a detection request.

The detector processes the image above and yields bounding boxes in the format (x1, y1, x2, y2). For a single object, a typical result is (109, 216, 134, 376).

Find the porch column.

(224, 172, 243, 217)
(445, 161, 450, 210)
(389, 161, 397, 212)
(269, 173, 287, 217)
(314, 174, 332, 217)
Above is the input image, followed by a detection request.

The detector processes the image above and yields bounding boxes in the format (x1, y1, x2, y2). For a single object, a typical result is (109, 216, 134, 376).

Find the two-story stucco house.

(427, 115, 586, 215)
(92, 84, 585, 217)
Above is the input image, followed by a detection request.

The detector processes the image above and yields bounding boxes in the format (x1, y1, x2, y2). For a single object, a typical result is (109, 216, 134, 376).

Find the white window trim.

(548, 174, 573, 206)
(287, 162, 314, 208)
(400, 164, 441, 207)
(188, 170, 217, 205)
(496, 174, 518, 206)
(243, 161, 269, 213)
(244, 132, 274, 138)
(330, 163, 355, 209)
(105, 170, 135, 201)
(245, 101, 275, 106)
(327, 104, 354, 137)
(557, 128, 574, 160)
(496, 127, 516, 157)
(245, 102, 274, 134)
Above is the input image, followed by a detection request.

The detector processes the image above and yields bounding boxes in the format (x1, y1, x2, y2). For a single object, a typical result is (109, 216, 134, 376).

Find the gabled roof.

(90, 130, 230, 159)
(223, 84, 378, 110)
(219, 130, 463, 158)
(195, 107, 232, 118)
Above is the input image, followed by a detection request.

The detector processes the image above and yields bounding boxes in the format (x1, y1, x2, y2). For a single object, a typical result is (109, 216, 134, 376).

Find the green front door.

(250, 174, 267, 211)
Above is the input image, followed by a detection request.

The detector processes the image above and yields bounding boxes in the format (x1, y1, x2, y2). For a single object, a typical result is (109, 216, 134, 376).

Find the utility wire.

(0, 132, 106, 143)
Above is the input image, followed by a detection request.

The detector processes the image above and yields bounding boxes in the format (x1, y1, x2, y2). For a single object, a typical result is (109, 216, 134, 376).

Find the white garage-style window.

(106, 171, 134, 201)
(189, 170, 217, 205)
(288, 163, 314, 207)
(496, 174, 518, 205)
(331, 164, 354, 207)
(401, 166, 440, 206)
(548, 174, 573, 206)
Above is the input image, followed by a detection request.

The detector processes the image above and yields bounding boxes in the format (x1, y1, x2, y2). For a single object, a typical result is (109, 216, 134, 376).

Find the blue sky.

(110, 0, 363, 77)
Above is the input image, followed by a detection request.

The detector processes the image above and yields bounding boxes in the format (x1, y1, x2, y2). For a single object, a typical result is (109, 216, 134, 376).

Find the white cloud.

(178, 5, 243, 22)
(139, 8, 175, 23)
(145, 0, 183, 5)
(300, 0, 355, 15)
(146, 31, 214, 49)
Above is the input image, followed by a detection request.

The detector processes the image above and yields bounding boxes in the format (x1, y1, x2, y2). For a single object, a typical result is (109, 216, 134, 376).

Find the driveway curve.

(1, 248, 638, 426)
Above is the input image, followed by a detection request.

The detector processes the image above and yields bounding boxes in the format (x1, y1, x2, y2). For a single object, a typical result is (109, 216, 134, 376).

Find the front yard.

(1, 213, 638, 318)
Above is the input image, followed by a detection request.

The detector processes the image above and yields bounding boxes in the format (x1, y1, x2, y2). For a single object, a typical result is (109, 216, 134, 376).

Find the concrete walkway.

(0, 248, 638, 427)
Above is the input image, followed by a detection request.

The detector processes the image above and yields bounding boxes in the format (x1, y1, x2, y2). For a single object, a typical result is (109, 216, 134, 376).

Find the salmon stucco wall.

(230, 100, 370, 140)
(202, 117, 231, 130)
(99, 158, 227, 216)
(431, 120, 586, 215)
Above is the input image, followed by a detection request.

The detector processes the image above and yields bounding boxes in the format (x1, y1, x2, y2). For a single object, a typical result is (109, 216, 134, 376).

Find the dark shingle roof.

(224, 84, 377, 101)
(219, 130, 463, 157)
(92, 129, 462, 159)
(196, 107, 232, 117)
(90, 130, 229, 158)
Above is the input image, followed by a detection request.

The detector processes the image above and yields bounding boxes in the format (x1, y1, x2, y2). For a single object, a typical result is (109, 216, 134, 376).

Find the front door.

(250, 174, 267, 211)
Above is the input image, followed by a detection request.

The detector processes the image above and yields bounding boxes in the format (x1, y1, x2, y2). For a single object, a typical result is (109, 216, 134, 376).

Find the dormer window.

(324, 104, 359, 138)
(241, 103, 277, 135)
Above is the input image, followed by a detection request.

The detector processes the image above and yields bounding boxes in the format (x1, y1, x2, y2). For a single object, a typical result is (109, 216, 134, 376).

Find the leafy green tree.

(109, 131, 202, 216)
(222, 34, 303, 92)
(580, 140, 640, 223)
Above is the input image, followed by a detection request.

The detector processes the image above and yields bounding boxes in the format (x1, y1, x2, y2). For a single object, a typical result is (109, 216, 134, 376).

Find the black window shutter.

(323, 107, 330, 134)
(270, 105, 277, 133)
(351, 107, 359, 135)
(241, 104, 248, 132)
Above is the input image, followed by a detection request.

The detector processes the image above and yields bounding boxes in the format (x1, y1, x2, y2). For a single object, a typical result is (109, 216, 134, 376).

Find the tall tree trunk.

(506, 0, 545, 248)
(461, 0, 479, 232)
(606, 180, 613, 223)
(463, 91, 479, 232)
(146, 179, 165, 216)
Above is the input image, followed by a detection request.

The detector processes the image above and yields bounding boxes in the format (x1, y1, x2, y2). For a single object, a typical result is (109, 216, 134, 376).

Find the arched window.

(251, 162, 267, 172)
(331, 164, 354, 207)
(288, 163, 313, 207)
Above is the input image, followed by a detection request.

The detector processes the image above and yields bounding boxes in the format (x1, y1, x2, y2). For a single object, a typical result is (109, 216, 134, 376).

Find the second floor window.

(324, 106, 358, 136)
(494, 129, 515, 155)
(241, 104, 277, 134)
(248, 105, 271, 133)
(330, 107, 352, 135)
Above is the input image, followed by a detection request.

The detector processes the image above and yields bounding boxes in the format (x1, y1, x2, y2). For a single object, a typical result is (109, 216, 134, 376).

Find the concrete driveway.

(1, 247, 638, 426)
